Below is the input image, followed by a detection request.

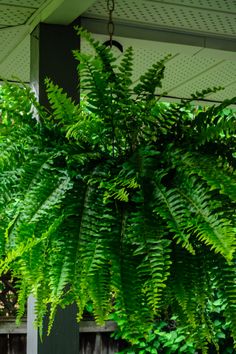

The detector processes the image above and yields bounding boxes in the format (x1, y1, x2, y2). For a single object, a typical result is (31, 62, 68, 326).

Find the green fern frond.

(113, 241, 152, 337)
(0, 169, 21, 207)
(193, 105, 236, 146)
(170, 244, 216, 351)
(0, 233, 45, 276)
(133, 55, 171, 100)
(176, 175, 235, 261)
(152, 171, 195, 254)
(214, 256, 236, 345)
(127, 191, 172, 313)
(75, 27, 116, 71)
(135, 236, 171, 313)
(117, 46, 133, 92)
(16, 278, 29, 324)
(74, 28, 117, 117)
(170, 247, 199, 326)
(178, 151, 236, 203)
(102, 175, 140, 202)
(45, 79, 79, 126)
(65, 109, 103, 147)
(187, 86, 223, 102)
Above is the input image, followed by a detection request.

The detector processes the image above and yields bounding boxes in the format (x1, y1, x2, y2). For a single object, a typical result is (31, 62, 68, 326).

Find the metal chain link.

(107, 0, 115, 47)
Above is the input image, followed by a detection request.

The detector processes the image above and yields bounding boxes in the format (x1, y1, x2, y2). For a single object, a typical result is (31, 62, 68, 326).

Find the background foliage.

(0, 28, 236, 352)
(0, 273, 18, 316)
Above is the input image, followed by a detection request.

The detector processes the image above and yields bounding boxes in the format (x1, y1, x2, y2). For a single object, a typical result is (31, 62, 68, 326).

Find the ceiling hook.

(103, 39, 123, 52)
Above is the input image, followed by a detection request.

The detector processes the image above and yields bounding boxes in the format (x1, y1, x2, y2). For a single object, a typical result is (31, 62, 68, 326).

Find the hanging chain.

(107, 0, 115, 47)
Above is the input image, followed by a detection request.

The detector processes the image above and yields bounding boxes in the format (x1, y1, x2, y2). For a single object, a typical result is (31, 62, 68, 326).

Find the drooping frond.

(195, 111, 236, 146)
(74, 28, 117, 116)
(117, 46, 133, 93)
(152, 171, 195, 254)
(183, 86, 223, 103)
(173, 149, 236, 203)
(133, 55, 171, 100)
(132, 217, 172, 312)
(169, 244, 216, 351)
(213, 255, 236, 344)
(45, 79, 80, 126)
(76, 186, 113, 322)
(176, 175, 235, 261)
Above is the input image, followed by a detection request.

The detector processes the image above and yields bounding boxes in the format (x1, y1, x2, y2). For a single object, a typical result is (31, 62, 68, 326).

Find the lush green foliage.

(116, 319, 233, 354)
(114, 292, 234, 353)
(1, 28, 236, 351)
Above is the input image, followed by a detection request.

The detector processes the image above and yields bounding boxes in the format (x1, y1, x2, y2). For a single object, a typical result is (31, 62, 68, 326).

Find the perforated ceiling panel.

(0, 35, 30, 82)
(0, 0, 48, 77)
(160, 0, 236, 12)
(162, 55, 221, 92)
(85, 0, 236, 37)
(0, 4, 34, 25)
(0, 0, 45, 7)
(0, 26, 28, 63)
(81, 33, 236, 102)
(169, 60, 236, 99)
(208, 82, 236, 101)
(0, 0, 99, 84)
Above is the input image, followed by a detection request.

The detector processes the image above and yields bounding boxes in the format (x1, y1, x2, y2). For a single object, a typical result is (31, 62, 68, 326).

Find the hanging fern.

(0, 27, 236, 351)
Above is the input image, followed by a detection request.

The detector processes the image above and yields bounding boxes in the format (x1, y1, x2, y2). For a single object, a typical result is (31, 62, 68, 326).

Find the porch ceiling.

(82, 0, 236, 103)
(0, 0, 96, 83)
(0, 0, 235, 103)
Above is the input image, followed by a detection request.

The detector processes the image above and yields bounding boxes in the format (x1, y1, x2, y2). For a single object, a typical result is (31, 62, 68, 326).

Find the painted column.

(27, 22, 80, 354)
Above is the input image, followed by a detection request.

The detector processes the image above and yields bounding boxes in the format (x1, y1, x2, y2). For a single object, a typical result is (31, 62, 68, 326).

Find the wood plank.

(0, 318, 117, 335)
(0, 334, 8, 353)
(0, 318, 27, 334)
(9, 334, 26, 354)
(79, 321, 117, 333)
(94, 333, 102, 354)
(79, 332, 127, 353)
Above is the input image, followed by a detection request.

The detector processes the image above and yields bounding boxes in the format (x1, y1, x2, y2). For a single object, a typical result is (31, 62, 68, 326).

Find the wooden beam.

(0, 318, 117, 334)
(79, 321, 117, 333)
(0, 318, 27, 334)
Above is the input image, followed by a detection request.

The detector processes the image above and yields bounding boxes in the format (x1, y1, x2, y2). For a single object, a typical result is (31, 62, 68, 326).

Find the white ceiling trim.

(0, 35, 30, 83)
(0, 0, 56, 65)
(0, 0, 96, 80)
(0, 25, 29, 65)
(15, 0, 96, 40)
(43, 0, 96, 24)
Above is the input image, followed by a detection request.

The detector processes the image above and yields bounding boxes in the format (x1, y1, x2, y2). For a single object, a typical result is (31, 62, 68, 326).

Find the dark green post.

(38, 305, 79, 353)
(30, 22, 80, 107)
(27, 22, 80, 354)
